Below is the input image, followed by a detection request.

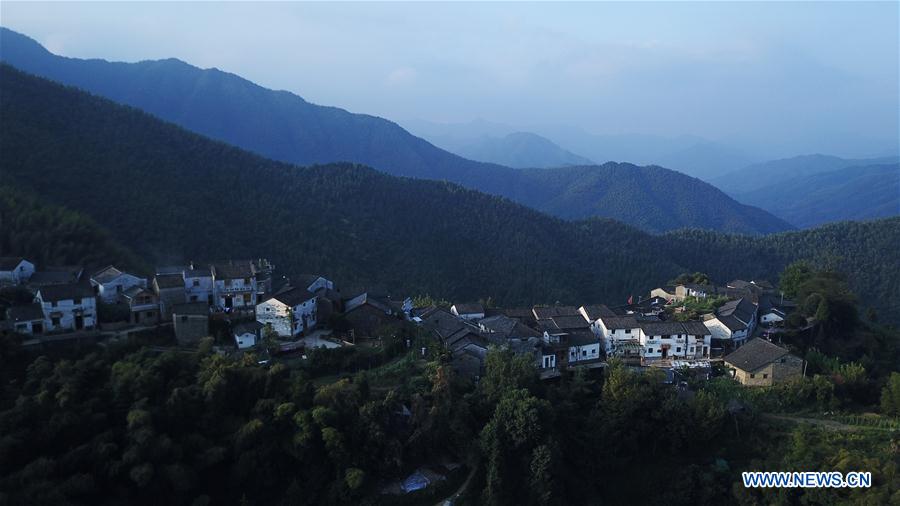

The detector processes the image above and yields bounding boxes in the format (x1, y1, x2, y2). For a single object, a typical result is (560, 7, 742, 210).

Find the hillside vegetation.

(1, 64, 898, 319)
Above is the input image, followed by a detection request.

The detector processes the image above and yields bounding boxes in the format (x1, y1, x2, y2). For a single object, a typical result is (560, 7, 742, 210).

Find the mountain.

(655, 140, 760, 181)
(711, 154, 900, 194)
(510, 165, 792, 232)
(1, 65, 897, 316)
(0, 27, 789, 235)
(451, 132, 594, 169)
(730, 164, 900, 228)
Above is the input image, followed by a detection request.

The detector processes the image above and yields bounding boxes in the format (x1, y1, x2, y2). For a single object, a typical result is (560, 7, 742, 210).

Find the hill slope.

(0, 27, 790, 235)
(732, 164, 900, 228)
(0, 65, 897, 317)
(452, 132, 594, 168)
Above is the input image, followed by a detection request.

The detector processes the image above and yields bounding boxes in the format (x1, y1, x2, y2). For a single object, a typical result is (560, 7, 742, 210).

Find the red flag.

(627, 295, 633, 305)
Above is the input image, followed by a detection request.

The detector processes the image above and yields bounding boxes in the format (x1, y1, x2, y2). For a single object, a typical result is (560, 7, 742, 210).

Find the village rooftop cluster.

(1, 257, 804, 386)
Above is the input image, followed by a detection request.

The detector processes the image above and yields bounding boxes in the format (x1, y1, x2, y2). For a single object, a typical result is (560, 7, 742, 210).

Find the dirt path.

(434, 467, 477, 506)
(764, 413, 879, 432)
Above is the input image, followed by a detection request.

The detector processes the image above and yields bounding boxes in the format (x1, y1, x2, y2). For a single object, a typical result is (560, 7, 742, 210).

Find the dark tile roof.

(121, 286, 154, 300)
(0, 257, 26, 270)
(29, 271, 78, 286)
(154, 274, 184, 289)
(452, 303, 485, 315)
(533, 306, 580, 320)
(172, 302, 210, 316)
(717, 314, 749, 332)
(91, 265, 124, 284)
(421, 308, 473, 339)
(185, 267, 212, 278)
(550, 315, 590, 330)
(579, 304, 616, 320)
(500, 307, 536, 323)
(567, 329, 599, 347)
(598, 315, 639, 329)
(717, 298, 757, 325)
(7, 303, 43, 322)
(724, 338, 793, 372)
(234, 321, 264, 335)
(270, 286, 317, 307)
(639, 321, 689, 336)
(212, 262, 255, 279)
(37, 283, 94, 302)
(479, 315, 518, 335)
(681, 321, 713, 336)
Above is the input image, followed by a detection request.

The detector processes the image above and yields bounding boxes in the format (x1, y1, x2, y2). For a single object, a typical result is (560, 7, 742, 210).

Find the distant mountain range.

(450, 132, 593, 169)
(0, 27, 790, 235)
(730, 163, 900, 228)
(712, 154, 900, 195)
(403, 118, 762, 180)
(2, 64, 898, 314)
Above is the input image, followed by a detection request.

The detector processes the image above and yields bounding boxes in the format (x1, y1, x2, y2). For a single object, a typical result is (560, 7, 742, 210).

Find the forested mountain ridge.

(1, 64, 897, 317)
(729, 163, 900, 228)
(0, 27, 790, 235)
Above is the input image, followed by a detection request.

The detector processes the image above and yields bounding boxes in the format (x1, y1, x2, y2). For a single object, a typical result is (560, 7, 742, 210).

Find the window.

(625, 328, 632, 334)
(74, 298, 82, 305)
(193, 279, 200, 287)
(244, 277, 251, 284)
(582, 350, 587, 356)
(676, 347, 681, 353)
(750, 373, 756, 378)
(147, 311, 154, 317)
(181, 316, 188, 322)
(763, 374, 769, 379)
(647, 348, 653, 353)
(190, 295, 198, 301)
(52, 301, 58, 307)
(243, 294, 251, 304)
(51, 317, 60, 326)
(592, 349, 597, 354)
(690, 347, 694, 352)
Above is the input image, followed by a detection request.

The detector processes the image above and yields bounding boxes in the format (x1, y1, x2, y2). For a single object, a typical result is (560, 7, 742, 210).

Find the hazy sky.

(2, 1, 898, 157)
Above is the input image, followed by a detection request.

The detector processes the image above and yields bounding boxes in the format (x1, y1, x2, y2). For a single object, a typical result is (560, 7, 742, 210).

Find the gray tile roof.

(452, 303, 485, 315)
(598, 315, 639, 330)
(579, 304, 616, 320)
(212, 262, 255, 279)
(154, 273, 184, 289)
(271, 286, 317, 307)
(533, 306, 580, 320)
(0, 257, 26, 271)
(724, 338, 793, 372)
(550, 315, 590, 330)
(91, 265, 124, 284)
(37, 283, 95, 302)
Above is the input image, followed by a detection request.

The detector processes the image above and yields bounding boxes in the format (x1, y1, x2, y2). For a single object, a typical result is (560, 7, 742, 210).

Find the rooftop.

(724, 338, 793, 373)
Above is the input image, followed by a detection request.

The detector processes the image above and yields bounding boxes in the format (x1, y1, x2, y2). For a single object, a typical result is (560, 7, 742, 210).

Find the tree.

(779, 261, 813, 299)
(881, 373, 900, 416)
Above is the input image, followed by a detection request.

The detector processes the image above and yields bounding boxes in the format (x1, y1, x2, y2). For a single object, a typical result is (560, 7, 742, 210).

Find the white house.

(578, 305, 616, 336)
(211, 262, 258, 312)
(703, 298, 758, 350)
(35, 283, 97, 332)
(595, 315, 641, 355)
(256, 286, 318, 337)
(184, 266, 214, 305)
(90, 266, 147, 304)
(760, 308, 786, 325)
(0, 257, 35, 285)
(233, 321, 264, 350)
(637, 321, 712, 362)
(451, 303, 485, 321)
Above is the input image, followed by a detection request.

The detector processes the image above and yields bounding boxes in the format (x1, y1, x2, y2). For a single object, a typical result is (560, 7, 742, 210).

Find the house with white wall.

(233, 321, 264, 350)
(637, 321, 712, 362)
(90, 266, 146, 304)
(212, 262, 258, 312)
(595, 315, 641, 356)
(256, 286, 317, 337)
(0, 257, 35, 285)
(35, 283, 97, 333)
(184, 266, 214, 305)
(703, 297, 758, 351)
(6, 303, 45, 335)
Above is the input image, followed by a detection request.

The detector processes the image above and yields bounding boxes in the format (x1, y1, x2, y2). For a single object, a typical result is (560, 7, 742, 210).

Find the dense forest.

(1, 64, 898, 321)
(1, 266, 899, 505)
(0, 28, 790, 234)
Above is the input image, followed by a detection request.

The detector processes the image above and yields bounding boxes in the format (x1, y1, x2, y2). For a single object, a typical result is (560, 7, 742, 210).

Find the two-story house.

(256, 286, 318, 337)
(704, 297, 758, 351)
(90, 266, 147, 304)
(184, 266, 214, 305)
(595, 315, 641, 358)
(35, 283, 97, 332)
(152, 273, 186, 321)
(637, 321, 712, 362)
(120, 286, 160, 325)
(211, 263, 257, 312)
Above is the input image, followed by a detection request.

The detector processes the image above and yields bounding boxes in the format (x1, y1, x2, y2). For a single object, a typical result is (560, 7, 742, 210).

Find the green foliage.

(880, 373, 900, 417)
(779, 260, 813, 299)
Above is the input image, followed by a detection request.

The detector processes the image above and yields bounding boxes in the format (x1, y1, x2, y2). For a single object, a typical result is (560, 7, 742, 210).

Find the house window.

(625, 328, 632, 334)
(582, 350, 587, 356)
(146, 311, 154, 317)
(592, 349, 596, 354)
(676, 347, 681, 353)
(647, 348, 653, 353)
(181, 316, 188, 323)
(193, 279, 200, 287)
(750, 373, 756, 378)
(763, 374, 769, 379)
(243, 294, 251, 304)
(74, 298, 82, 305)
(191, 295, 198, 301)
(690, 347, 694, 352)
(244, 277, 251, 284)
(52, 317, 60, 326)
(52, 301, 58, 307)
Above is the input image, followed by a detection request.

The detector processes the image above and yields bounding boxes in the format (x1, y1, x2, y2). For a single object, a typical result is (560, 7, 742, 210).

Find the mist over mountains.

(0, 27, 793, 235)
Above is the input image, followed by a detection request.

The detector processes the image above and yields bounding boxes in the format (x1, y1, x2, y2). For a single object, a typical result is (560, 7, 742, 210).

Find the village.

(0, 256, 806, 388)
